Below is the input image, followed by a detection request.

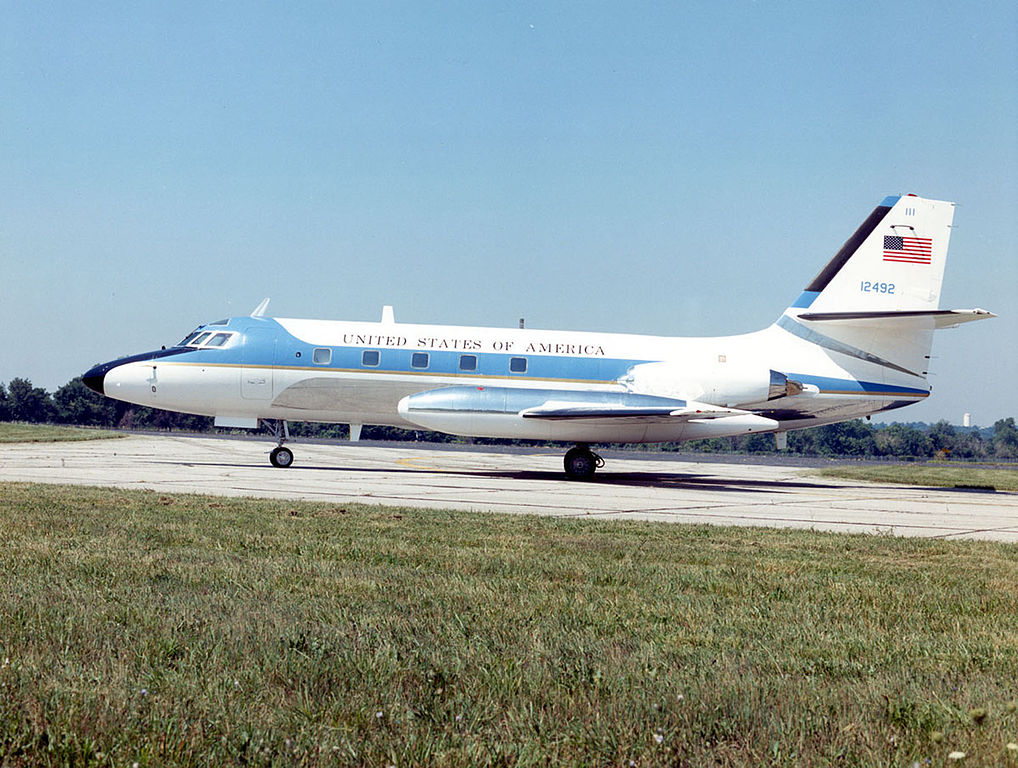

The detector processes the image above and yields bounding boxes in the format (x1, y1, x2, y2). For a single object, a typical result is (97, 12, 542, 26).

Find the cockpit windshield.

(175, 328, 236, 348)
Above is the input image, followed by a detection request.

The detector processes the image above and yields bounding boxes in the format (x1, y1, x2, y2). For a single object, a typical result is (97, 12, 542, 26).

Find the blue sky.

(2, 1, 1015, 425)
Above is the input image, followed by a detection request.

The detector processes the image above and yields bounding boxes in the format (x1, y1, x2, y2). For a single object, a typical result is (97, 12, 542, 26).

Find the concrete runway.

(2, 434, 1016, 542)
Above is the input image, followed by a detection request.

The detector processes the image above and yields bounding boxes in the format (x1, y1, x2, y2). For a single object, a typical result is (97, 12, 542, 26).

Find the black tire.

(563, 447, 596, 480)
(269, 446, 294, 468)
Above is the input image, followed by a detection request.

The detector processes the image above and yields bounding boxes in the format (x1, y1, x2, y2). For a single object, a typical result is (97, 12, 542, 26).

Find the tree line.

(2, 375, 1016, 460)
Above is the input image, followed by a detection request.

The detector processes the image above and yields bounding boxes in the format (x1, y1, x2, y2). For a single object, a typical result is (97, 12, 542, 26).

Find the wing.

(520, 400, 752, 422)
(398, 386, 780, 438)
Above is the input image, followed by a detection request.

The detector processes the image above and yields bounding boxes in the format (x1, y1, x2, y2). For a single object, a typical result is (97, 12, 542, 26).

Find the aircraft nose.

(82, 363, 111, 395)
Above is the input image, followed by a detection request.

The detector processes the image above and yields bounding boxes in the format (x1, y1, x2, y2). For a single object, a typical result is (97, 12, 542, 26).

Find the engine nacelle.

(621, 362, 804, 407)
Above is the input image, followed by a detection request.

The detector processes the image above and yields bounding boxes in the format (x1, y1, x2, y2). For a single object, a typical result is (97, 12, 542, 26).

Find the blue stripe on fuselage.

(172, 317, 649, 384)
(789, 373, 929, 397)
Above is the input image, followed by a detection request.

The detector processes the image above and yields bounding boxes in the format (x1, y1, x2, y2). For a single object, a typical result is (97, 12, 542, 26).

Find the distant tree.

(53, 377, 118, 427)
(787, 428, 817, 455)
(991, 417, 1018, 459)
(362, 425, 454, 442)
(289, 422, 349, 439)
(812, 420, 877, 456)
(738, 433, 778, 453)
(117, 406, 213, 432)
(0, 383, 10, 421)
(946, 429, 983, 459)
(682, 437, 731, 453)
(876, 423, 934, 458)
(927, 420, 957, 456)
(6, 378, 53, 423)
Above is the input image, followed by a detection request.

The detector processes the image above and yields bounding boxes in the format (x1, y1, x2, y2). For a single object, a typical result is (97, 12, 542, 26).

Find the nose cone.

(82, 363, 111, 395)
(82, 347, 190, 401)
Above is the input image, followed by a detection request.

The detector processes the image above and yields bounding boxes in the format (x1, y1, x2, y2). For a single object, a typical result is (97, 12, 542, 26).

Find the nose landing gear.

(263, 419, 294, 468)
(563, 444, 603, 480)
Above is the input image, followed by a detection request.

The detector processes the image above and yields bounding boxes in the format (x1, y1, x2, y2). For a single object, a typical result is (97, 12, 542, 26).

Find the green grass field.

(817, 463, 1018, 492)
(0, 483, 1015, 767)
(0, 423, 123, 444)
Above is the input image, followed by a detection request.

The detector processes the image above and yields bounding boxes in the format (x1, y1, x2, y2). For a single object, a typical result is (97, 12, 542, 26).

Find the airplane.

(83, 193, 994, 479)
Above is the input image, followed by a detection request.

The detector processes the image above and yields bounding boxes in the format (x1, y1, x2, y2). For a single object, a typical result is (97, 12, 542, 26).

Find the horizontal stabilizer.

(798, 308, 995, 329)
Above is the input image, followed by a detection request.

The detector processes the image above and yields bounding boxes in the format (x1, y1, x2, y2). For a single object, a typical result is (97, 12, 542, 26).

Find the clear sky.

(2, 2, 1015, 425)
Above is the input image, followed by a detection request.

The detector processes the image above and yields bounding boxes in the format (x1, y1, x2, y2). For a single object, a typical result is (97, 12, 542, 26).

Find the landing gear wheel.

(269, 446, 294, 468)
(564, 446, 601, 480)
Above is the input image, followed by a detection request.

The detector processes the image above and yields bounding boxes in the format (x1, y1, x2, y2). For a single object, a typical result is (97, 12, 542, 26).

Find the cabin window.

(510, 356, 528, 373)
(411, 352, 429, 369)
(362, 350, 380, 367)
(206, 333, 231, 347)
(313, 347, 332, 365)
(459, 354, 477, 372)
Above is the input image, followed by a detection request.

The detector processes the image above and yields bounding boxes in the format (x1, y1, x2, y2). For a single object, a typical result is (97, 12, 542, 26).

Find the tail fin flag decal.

(883, 235, 933, 264)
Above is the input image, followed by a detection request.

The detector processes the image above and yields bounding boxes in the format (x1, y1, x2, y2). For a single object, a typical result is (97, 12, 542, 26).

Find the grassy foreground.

(0, 423, 123, 444)
(817, 463, 1018, 492)
(0, 484, 1015, 767)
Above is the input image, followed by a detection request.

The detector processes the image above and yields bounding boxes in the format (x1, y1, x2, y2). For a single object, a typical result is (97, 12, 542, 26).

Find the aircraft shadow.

(463, 470, 837, 491)
(162, 460, 837, 492)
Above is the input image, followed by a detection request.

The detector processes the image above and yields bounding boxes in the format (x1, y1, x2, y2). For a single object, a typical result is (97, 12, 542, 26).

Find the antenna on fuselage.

(381, 305, 395, 324)
(250, 298, 271, 318)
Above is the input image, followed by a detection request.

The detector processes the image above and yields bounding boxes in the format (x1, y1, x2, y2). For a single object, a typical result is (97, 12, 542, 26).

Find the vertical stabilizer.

(788, 194, 954, 314)
(776, 195, 957, 377)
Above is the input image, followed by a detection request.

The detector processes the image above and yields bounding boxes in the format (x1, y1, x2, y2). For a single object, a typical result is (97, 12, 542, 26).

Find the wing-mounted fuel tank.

(620, 361, 810, 408)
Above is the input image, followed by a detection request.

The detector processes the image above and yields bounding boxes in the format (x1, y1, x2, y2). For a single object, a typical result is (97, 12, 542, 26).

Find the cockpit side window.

(177, 332, 201, 346)
(206, 333, 232, 347)
(191, 332, 212, 346)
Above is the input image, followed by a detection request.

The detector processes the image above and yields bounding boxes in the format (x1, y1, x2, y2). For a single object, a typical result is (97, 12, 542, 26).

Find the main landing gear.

(263, 419, 294, 468)
(563, 444, 604, 480)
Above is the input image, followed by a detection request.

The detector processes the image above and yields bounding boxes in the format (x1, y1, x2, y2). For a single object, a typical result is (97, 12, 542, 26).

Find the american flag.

(883, 235, 932, 264)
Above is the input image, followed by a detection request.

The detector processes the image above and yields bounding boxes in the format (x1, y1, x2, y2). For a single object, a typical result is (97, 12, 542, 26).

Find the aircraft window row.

(350, 350, 529, 374)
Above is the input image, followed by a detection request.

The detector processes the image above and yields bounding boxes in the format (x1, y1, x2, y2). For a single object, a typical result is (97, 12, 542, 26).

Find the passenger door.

(241, 328, 275, 400)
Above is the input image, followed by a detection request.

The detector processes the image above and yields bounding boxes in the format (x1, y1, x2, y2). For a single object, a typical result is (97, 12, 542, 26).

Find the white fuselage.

(97, 313, 929, 443)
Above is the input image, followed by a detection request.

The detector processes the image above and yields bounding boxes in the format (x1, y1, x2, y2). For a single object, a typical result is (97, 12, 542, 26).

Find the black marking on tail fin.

(804, 202, 895, 293)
